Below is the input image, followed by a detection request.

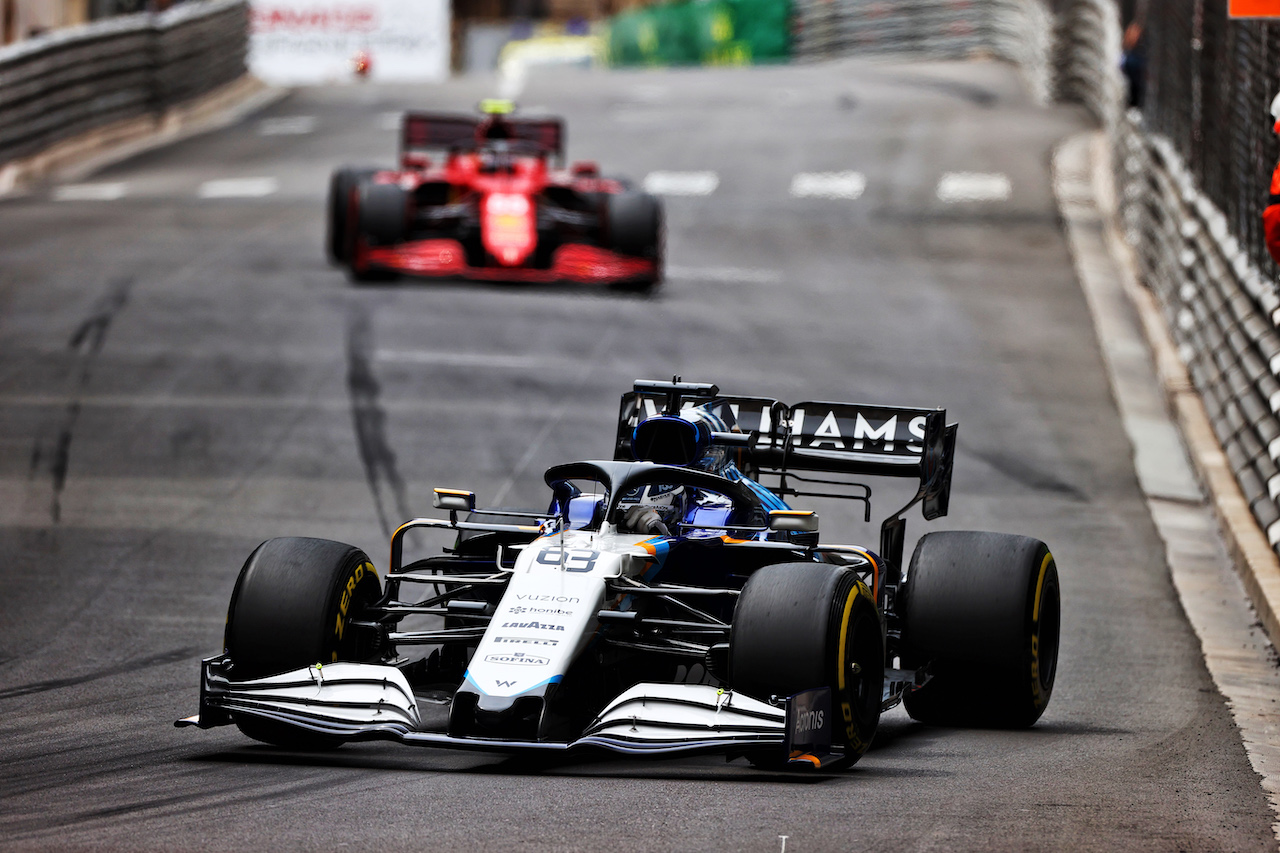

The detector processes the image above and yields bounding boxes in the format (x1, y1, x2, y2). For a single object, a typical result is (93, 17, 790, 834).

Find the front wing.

(176, 656, 793, 757)
(356, 240, 657, 285)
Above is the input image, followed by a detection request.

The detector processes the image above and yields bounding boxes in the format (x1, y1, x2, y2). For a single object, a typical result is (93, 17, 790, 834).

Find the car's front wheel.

(729, 562, 883, 765)
(327, 167, 378, 263)
(605, 191, 663, 290)
(224, 537, 382, 748)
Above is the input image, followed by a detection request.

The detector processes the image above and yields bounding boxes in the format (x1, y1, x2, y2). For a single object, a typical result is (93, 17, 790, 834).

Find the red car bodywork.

(342, 113, 660, 285)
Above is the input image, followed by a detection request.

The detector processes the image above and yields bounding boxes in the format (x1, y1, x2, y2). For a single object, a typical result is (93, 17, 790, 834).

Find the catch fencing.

(0, 0, 248, 166)
(1140, 4, 1280, 284)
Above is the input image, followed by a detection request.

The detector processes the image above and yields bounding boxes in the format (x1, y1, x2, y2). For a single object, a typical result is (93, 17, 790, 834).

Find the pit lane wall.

(789, 0, 1280, 642)
(0, 0, 248, 172)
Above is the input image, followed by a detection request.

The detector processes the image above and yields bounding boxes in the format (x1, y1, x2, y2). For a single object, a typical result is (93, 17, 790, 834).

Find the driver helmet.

(683, 400, 738, 473)
(616, 482, 688, 533)
(477, 98, 516, 141)
(620, 482, 686, 511)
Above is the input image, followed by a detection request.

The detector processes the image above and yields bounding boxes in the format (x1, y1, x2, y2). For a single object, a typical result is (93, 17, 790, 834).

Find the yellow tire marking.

(1032, 552, 1052, 621)
(836, 584, 858, 691)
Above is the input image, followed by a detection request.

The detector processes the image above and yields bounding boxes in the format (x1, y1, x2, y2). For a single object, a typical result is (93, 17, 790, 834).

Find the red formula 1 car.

(327, 102, 663, 288)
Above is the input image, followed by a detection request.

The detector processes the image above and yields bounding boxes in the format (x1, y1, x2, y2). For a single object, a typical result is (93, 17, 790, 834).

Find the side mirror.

(768, 510, 818, 533)
(433, 488, 476, 512)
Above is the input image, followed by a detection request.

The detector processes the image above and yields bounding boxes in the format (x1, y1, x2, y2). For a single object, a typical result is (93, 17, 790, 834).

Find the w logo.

(496, 680, 517, 688)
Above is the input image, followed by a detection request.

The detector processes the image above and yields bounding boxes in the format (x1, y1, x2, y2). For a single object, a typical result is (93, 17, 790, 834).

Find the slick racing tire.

(729, 563, 883, 765)
(224, 537, 382, 748)
(327, 167, 378, 263)
(901, 531, 1060, 728)
(605, 191, 663, 289)
(357, 182, 408, 246)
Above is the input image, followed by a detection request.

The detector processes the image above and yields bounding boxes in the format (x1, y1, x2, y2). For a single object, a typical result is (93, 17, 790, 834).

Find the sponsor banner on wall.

(250, 0, 450, 84)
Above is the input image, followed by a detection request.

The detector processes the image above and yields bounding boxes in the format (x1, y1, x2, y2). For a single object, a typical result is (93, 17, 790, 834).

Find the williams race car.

(178, 379, 1060, 769)
(327, 100, 663, 288)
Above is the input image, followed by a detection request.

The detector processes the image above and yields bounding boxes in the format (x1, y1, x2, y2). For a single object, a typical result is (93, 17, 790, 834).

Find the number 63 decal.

(535, 548, 600, 572)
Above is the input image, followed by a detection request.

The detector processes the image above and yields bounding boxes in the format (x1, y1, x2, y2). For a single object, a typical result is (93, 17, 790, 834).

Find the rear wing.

(615, 381, 956, 569)
(400, 112, 565, 164)
(617, 387, 952, 508)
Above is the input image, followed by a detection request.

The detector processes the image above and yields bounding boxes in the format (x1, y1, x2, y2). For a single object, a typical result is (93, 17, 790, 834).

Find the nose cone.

(451, 689, 547, 740)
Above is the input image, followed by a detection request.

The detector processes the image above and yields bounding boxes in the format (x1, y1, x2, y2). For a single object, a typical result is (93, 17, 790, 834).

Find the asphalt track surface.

(0, 59, 1275, 851)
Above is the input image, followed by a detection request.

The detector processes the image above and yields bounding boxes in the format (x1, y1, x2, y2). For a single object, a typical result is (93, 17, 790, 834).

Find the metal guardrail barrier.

(1110, 0, 1280, 555)
(1049, 0, 1124, 127)
(0, 0, 248, 166)
(1147, 4, 1280, 284)
(790, 0, 1128, 116)
(1118, 116, 1280, 547)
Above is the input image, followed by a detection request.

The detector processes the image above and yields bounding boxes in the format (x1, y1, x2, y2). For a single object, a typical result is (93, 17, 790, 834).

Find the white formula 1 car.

(179, 379, 1061, 769)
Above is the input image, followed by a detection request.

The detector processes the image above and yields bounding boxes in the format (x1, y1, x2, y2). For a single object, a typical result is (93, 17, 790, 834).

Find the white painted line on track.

(666, 265, 782, 284)
(198, 177, 280, 199)
(936, 171, 1012, 203)
(790, 171, 866, 200)
(52, 183, 127, 201)
(643, 171, 719, 196)
(258, 116, 317, 136)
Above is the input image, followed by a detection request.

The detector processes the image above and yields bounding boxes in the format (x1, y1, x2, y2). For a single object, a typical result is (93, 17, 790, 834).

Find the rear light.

(481, 192, 536, 266)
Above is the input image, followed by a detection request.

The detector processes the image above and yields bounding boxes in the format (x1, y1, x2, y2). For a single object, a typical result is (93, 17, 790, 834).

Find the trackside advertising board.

(249, 0, 450, 84)
(1230, 0, 1280, 17)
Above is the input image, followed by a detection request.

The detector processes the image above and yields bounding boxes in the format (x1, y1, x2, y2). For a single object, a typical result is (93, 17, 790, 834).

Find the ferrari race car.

(326, 100, 663, 288)
(178, 379, 1061, 769)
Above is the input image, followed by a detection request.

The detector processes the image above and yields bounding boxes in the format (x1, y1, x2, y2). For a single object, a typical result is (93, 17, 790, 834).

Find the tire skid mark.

(28, 277, 132, 523)
(961, 441, 1088, 501)
(0, 646, 198, 701)
(1, 775, 343, 839)
(345, 301, 410, 535)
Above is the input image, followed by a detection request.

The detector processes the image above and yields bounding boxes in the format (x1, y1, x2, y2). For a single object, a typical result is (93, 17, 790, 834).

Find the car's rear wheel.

(224, 537, 382, 748)
(327, 167, 377, 263)
(729, 562, 883, 765)
(901, 531, 1060, 728)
